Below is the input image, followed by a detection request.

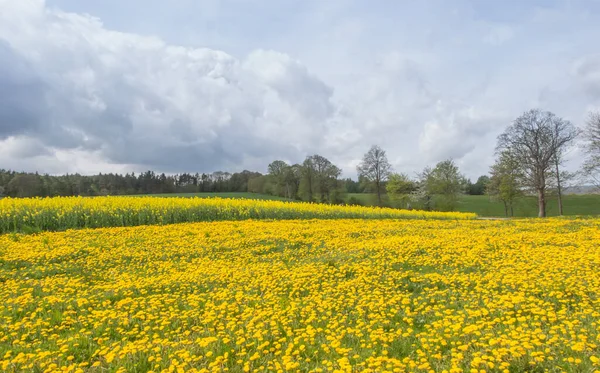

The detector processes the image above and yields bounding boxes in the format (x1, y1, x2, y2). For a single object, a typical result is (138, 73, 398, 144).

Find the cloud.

(573, 54, 600, 100)
(0, 41, 49, 139)
(1, 0, 600, 179)
(0, 0, 337, 174)
(418, 103, 504, 162)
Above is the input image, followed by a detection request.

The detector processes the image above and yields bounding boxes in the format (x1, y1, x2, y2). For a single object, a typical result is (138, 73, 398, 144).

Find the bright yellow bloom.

(1, 215, 598, 371)
(0, 195, 475, 233)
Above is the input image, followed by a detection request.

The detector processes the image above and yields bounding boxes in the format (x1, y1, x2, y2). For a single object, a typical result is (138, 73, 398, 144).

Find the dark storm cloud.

(0, 41, 49, 139)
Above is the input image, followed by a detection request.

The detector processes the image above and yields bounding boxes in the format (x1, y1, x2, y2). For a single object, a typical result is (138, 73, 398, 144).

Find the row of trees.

(245, 155, 344, 203)
(0, 150, 480, 209)
(357, 109, 600, 217)
(0, 170, 262, 198)
(356, 146, 469, 212)
(2, 108, 599, 217)
(258, 150, 481, 208)
(366, 108, 600, 218)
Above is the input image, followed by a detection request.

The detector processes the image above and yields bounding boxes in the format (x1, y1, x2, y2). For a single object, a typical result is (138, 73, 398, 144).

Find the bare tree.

(357, 145, 392, 205)
(583, 111, 600, 190)
(552, 148, 577, 216)
(496, 109, 579, 217)
(554, 153, 564, 215)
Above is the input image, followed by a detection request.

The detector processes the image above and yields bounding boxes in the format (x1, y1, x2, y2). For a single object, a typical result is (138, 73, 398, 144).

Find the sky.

(0, 0, 599, 179)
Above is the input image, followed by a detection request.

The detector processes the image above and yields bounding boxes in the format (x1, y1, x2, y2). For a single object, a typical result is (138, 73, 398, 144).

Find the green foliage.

(487, 151, 523, 216)
(267, 160, 292, 197)
(346, 196, 364, 206)
(299, 155, 342, 203)
(342, 178, 361, 193)
(328, 186, 347, 205)
(386, 173, 417, 209)
(247, 176, 268, 194)
(420, 160, 467, 211)
(6, 174, 43, 197)
(0, 169, 265, 197)
(467, 175, 490, 195)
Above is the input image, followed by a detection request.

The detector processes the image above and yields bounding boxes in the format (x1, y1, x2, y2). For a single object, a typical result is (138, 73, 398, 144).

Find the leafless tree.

(357, 145, 392, 205)
(496, 109, 579, 217)
(583, 111, 600, 190)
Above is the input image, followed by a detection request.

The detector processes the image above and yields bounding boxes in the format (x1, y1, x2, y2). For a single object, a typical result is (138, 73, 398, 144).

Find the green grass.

(136, 192, 292, 201)
(346, 193, 600, 217)
(134, 191, 600, 217)
(455, 194, 600, 217)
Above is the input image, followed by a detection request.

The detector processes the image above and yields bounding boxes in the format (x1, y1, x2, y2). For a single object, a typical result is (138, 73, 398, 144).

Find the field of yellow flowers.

(0, 196, 474, 233)
(1, 218, 600, 372)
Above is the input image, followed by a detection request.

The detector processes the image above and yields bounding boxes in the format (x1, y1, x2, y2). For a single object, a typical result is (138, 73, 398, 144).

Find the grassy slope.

(346, 193, 600, 217)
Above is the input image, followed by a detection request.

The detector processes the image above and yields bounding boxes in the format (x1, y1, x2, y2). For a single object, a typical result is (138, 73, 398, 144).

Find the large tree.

(496, 109, 578, 217)
(357, 145, 392, 205)
(583, 111, 600, 190)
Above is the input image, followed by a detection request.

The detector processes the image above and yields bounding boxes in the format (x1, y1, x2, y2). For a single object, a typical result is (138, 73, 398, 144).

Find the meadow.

(0, 196, 473, 234)
(346, 193, 600, 217)
(1, 218, 600, 372)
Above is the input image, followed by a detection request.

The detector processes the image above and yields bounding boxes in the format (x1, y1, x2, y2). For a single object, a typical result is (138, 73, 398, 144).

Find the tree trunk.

(555, 159, 563, 216)
(510, 204, 514, 217)
(503, 201, 508, 217)
(376, 180, 381, 205)
(537, 188, 546, 218)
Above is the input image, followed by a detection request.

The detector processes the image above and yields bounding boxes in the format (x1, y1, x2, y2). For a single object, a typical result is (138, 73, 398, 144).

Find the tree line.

(0, 153, 485, 207)
(0, 170, 262, 198)
(2, 108, 599, 217)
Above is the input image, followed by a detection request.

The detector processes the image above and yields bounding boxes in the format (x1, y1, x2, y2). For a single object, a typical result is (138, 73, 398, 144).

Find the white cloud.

(1, 0, 600, 179)
(418, 103, 503, 162)
(0, 0, 340, 174)
(573, 54, 600, 100)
